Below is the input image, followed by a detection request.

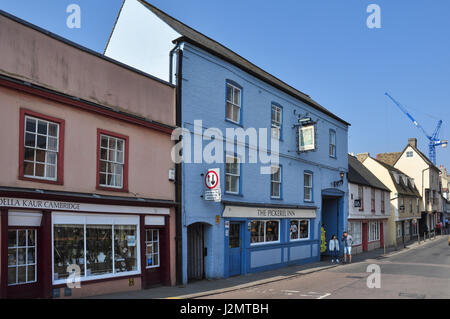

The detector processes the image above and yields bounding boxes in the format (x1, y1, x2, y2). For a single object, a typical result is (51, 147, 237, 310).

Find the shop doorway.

(187, 223, 205, 281)
(228, 222, 242, 277)
(6, 228, 42, 299)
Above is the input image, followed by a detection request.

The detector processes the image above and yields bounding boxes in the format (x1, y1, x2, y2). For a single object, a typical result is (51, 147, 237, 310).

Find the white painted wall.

(348, 182, 389, 218)
(104, 0, 181, 82)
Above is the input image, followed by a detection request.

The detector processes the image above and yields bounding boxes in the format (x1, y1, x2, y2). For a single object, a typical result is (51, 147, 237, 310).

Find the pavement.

(90, 234, 448, 299)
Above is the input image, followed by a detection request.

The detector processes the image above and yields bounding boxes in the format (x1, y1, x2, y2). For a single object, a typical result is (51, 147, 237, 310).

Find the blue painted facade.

(179, 42, 349, 284)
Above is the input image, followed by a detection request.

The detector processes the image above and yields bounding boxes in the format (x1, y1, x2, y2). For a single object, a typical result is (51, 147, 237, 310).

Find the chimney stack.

(356, 153, 370, 163)
(408, 138, 417, 148)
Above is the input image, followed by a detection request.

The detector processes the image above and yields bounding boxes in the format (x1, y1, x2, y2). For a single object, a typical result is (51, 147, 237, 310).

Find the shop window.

(225, 155, 240, 194)
(271, 166, 282, 199)
(348, 222, 362, 245)
(290, 219, 310, 240)
(53, 218, 138, 283)
(369, 222, 380, 241)
(19, 109, 65, 184)
(405, 222, 410, 236)
(7, 229, 37, 286)
(250, 220, 279, 245)
(226, 82, 242, 124)
(145, 229, 160, 268)
(271, 104, 282, 140)
(98, 131, 128, 191)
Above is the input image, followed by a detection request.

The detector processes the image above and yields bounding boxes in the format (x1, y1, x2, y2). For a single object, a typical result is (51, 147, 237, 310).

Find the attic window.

(393, 173, 399, 184)
(406, 151, 413, 158)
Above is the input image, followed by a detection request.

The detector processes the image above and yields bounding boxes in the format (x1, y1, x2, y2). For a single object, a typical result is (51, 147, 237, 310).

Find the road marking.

(317, 293, 331, 299)
(281, 290, 300, 293)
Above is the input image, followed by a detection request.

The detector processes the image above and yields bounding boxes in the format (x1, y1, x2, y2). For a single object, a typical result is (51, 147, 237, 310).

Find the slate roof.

(136, 0, 350, 126)
(348, 155, 390, 192)
(376, 152, 401, 166)
(373, 158, 421, 197)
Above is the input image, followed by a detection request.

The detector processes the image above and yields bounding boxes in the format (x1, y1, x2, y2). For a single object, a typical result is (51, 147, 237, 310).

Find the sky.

(1, 0, 449, 170)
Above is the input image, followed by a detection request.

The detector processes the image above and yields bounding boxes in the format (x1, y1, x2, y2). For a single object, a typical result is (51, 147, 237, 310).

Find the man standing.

(342, 231, 353, 264)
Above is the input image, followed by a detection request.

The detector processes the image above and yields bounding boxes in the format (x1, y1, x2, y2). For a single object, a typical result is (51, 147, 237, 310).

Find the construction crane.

(385, 92, 448, 165)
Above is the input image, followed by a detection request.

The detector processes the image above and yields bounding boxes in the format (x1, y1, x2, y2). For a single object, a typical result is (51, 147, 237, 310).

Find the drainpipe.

(421, 167, 430, 237)
(169, 44, 178, 85)
(174, 42, 184, 285)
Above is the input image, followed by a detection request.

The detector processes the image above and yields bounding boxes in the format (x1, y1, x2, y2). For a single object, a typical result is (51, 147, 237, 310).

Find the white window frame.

(225, 155, 240, 194)
(304, 172, 313, 202)
(271, 104, 282, 140)
(226, 83, 241, 124)
(51, 213, 141, 285)
(145, 229, 160, 269)
(23, 115, 59, 181)
(329, 130, 336, 158)
(369, 221, 380, 242)
(250, 220, 280, 246)
(348, 221, 362, 245)
(299, 125, 315, 151)
(271, 166, 281, 199)
(7, 229, 38, 286)
(99, 134, 125, 189)
(289, 219, 310, 241)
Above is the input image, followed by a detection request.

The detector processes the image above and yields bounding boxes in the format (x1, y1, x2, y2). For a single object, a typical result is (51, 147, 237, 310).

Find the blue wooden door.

(228, 223, 242, 276)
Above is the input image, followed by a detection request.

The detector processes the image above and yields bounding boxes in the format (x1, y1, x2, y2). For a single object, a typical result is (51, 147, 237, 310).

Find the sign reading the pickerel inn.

(223, 205, 316, 219)
(0, 197, 169, 215)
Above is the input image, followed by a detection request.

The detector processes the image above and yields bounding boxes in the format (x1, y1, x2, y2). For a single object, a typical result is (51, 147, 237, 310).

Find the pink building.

(0, 12, 177, 298)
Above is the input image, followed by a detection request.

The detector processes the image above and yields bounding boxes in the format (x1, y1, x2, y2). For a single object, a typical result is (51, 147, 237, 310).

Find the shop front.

(0, 195, 174, 298)
(222, 202, 318, 277)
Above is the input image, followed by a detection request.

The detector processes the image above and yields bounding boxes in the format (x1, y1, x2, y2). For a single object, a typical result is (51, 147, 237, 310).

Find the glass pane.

(25, 133, 35, 147)
(46, 165, 56, 178)
(116, 151, 124, 164)
(108, 149, 116, 162)
(36, 135, 47, 149)
(290, 221, 299, 240)
(35, 163, 45, 177)
(48, 137, 58, 151)
(99, 173, 107, 185)
(114, 225, 137, 273)
(232, 105, 239, 122)
(101, 136, 109, 148)
(146, 245, 153, 255)
(28, 230, 36, 246)
(116, 140, 124, 152)
(17, 266, 26, 283)
(226, 103, 233, 120)
(53, 225, 85, 280)
(271, 183, 280, 198)
(153, 230, 158, 242)
(8, 267, 16, 285)
(266, 221, 279, 242)
(47, 152, 57, 165)
(233, 88, 240, 105)
(35, 149, 46, 162)
(229, 224, 240, 248)
(115, 175, 122, 188)
(299, 220, 309, 238)
(48, 123, 58, 137)
(227, 84, 233, 102)
(250, 221, 264, 244)
(230, 176, 239, 193)
(26, 118, 36, 132)
(24, 161, 34, 176)
(24, 148, 35, 161)
(27, 248, 35, 264)
(100, 148, 108, 161)
(27, 265, 36, 282)
(37, 121, 47, 134)
(18, 230, 26, 246)
(153, 254, 159, 266)
(109, 138, 116, 150)
(8, 230, 17, 247)
(8, 249, 17, 266)
(86, 225, 112, 277)
(17, 248, 26, 265)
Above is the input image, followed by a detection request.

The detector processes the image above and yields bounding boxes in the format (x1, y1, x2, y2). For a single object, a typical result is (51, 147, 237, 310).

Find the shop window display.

(250, 220, 279, 244)
(290, 219, 309, 240)
(54, 225, 85, 280)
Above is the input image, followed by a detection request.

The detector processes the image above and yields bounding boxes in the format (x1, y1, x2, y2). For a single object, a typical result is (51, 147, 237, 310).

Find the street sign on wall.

(204, 168, 221, 202)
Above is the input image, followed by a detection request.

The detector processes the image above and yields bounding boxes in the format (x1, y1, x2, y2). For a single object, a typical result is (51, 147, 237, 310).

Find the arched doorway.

(187, 222, 208, 281)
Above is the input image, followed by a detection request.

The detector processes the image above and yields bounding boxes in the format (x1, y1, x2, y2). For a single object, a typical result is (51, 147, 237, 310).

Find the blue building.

(105, 0, 350, 284)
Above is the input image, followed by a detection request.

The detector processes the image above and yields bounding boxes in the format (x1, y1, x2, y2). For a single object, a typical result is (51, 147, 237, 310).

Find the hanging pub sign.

(204, 168, 221, 202)
(298, 124, 316, 152)
(354, 199, 361, 208)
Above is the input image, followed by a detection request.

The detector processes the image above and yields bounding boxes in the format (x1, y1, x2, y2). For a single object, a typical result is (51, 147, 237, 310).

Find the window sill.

(19, 175, 63, 185)
(271, 197, 283, 201)
(96, 185, 129, 193)
(225, 119, 243, 127)
(224, 192, 243, 197)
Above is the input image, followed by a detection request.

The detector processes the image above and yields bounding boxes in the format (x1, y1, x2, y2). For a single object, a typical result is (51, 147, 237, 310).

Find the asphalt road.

(200, 236, 450, 299)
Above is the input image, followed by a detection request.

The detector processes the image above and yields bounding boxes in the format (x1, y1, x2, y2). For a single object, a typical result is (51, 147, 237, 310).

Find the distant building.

(359, 154, 422, 247)
(347, 155, 390, 254)
(381, 138, 443, 234)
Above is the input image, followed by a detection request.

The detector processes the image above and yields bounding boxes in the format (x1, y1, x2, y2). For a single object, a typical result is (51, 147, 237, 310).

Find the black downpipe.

(175, 48, 183, 285)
